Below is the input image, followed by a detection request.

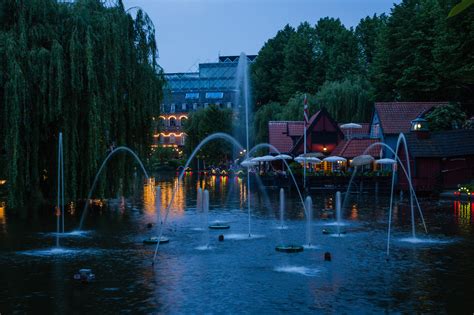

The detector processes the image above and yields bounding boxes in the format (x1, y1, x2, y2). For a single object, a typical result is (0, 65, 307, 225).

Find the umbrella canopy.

(323, 156, 347, 163)
(241, 159, 258, 167)
(375, 158, 397, 165)
(351, 155, 375, 166)
(299, 152, 325, 158)
(251, 155, 276, 162)
(274, 154, 292, 160)
(295, 156, 322, 164)
(306, 157, 322, 164)
(340, 123, 362, 129)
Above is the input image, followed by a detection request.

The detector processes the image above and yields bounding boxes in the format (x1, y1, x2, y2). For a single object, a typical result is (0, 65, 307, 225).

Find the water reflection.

(453, 200, 473, 235)
(0, 202, 6, 234)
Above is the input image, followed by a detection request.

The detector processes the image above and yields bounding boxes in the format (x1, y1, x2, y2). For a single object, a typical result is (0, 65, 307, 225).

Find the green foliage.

(251, 25, 295, 107)
(253, 102, 282, 144)
(355, 14, 387, 70)
(425, 102, 467, 130)
(448, 0, 473, 17)
(315, 76, 374, 123)
(0, 0, 164, 210)
(184, 105, 234, 165)
(252, 0, 473, 143)
(279, 22, 317, 101)
(313, 18, 361, 85)
(148, 147, 176, 169)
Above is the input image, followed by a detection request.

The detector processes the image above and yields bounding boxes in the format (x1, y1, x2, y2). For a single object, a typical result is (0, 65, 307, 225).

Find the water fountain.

(78, 146, 150, 230)
(305, 196, 313, 247)
(55, 132, 65, 247)
(341, 134, 431, 256)
(336, 191, 342, 236)
(279, 188, 286, 230)
(196, 187, 203, 230)
(235, 53, 252, 238)
(203, 189, 210, 247)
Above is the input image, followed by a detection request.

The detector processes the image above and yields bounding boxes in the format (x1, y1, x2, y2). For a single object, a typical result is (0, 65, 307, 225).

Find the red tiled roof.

(268, 122, 295, 153)
(375, 102, 448, 135)
(338, 123, 371, 138)
(331, 139, 381, 158)
(268, 111, 321, 154)
(287, 122, 304, 136)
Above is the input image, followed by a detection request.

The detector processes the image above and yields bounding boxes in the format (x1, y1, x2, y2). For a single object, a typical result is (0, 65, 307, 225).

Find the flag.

(303, 94, 309, 125)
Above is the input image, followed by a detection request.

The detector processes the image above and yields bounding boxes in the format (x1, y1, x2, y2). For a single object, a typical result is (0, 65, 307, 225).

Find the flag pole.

(303, 94, 307, 191)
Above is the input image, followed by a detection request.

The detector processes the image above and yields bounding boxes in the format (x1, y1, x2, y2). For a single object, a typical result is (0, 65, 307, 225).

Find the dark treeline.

(0, 0, 164, 211)
(252, 0, 474, 144)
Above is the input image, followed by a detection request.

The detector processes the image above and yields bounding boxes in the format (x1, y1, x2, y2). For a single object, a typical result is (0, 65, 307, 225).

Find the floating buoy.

(275, 245, 304, 253)
(324, 252, 331, 261)
(209, 224, 230, 230)
(143, 236, 169, 244)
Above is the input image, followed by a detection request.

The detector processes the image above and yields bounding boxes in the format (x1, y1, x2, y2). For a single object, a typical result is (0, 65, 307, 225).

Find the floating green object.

(275, 245, 304, 253)
(209, 224, 230, 230)
(143, 237, 170, 244)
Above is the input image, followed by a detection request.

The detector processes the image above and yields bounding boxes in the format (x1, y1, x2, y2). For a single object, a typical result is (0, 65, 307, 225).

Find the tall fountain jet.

(280, 188, 285, 229)
(235, 52, 252, 237)
(155, 186, 161, 225)
(336, 191, 342, 236)
(203, 189, 210, 248)
(305, 196, 313, 247)
(56, 132, 65, 247)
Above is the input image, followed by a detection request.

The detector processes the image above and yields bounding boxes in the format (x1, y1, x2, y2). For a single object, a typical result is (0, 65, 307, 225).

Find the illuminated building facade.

(155, 55, 257, 147)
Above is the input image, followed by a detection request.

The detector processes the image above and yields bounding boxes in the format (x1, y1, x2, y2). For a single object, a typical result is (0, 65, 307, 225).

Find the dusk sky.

(122, 0, 401, 73)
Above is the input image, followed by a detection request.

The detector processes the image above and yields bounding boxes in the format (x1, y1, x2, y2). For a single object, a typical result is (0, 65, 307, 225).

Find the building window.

(227, 102, 232, 109)
(159, 135, 164, 144)
(170, 135, 175, 144)
(180, 117, 187, 126)
(170, 117, 176, 127)
(205, 92, 224, 99)
(193, 103, 197, 110)
(204, 103, 209, 109)
(171, 104, 175, 113)
(185, 92, 199, 99)
(182, 103, 186, 111)
(181, 134, 185, 145)
(159, 117, 165, 127)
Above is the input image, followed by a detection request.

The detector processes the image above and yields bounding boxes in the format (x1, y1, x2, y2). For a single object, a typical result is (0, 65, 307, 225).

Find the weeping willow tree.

(0, 0, 163, 212)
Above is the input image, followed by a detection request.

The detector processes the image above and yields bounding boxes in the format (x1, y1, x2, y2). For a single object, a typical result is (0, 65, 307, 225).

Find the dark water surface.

(0, 174, 473, 314)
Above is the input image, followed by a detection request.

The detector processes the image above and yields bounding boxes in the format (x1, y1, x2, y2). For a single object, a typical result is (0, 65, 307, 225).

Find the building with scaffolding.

(154, 55, 257, 148)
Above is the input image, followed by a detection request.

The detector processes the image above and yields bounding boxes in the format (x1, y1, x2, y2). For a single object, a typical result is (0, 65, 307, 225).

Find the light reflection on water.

(0, 174, 473, 313)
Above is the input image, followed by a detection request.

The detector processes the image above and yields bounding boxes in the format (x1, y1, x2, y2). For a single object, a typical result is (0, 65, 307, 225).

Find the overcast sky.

(122, 0, 400, 73)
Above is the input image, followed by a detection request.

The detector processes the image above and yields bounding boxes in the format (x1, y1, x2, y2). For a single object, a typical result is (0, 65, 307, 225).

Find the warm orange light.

(323, 147, 327, 152)
(159, 132, 184, 137)
(0, 180, 6, 185)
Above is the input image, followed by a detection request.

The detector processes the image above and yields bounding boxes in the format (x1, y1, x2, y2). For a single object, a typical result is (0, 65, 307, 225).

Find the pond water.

(0, 174, 473, 313)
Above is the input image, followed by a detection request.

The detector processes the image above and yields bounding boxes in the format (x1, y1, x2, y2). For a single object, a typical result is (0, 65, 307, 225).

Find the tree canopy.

(0, 0, 164, 211)
(251, 0, 473, 141)
(184, 105, 234, 165)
